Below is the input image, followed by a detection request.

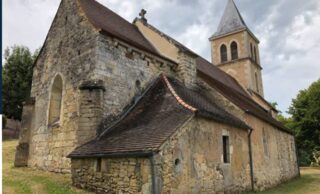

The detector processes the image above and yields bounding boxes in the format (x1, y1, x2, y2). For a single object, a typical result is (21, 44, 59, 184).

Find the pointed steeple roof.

(211, 0, 248, 38)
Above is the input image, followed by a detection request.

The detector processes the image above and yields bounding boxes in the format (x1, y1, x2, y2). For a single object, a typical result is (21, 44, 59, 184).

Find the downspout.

(248, 128, 255, 192)
(149, 153, 157, 194)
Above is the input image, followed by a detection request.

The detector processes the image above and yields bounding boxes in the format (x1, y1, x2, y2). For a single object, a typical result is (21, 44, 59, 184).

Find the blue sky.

(3, 0, 320, 116)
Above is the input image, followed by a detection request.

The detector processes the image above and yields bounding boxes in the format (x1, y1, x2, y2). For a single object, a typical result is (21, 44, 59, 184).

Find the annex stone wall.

(159, 117, 251, 194)
(71, 117, 252, 194)
(71, 157, 153, 194)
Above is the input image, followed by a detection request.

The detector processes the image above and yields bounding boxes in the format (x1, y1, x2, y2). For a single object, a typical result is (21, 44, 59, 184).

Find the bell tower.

(210, 0, 264, 97)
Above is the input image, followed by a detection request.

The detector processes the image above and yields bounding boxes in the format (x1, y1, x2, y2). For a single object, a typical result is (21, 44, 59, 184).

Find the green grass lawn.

(2, 140, 92, 194)
(246, 167, 320, 194)
(3, 140, 320, 194)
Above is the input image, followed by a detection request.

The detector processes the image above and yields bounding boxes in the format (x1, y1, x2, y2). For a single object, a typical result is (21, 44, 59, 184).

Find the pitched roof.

(68, 75, 249, 158)
(197, 57, 292, 134)
(134, 19, 198, 56)
(131, 18, 291, 134)
(77, 0, 292, 137)
(196, 57, 250, 97)
(211, 0, 247, 38)
(78, 0, 175, 63)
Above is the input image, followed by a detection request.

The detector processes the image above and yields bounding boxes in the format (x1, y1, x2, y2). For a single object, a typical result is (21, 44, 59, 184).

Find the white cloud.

(262, 3, 320, 114)
(3, 0, 320, 116)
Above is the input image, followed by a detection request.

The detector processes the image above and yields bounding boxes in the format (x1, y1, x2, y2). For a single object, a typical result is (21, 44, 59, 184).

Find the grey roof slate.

(212, 0, 248, 38)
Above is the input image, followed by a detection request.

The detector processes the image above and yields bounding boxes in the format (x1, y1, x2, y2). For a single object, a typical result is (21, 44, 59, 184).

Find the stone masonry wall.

(26, 0, 100, 172)
(71, 157, 152, 194)
(245, 114, 299, 191)
(78, 84, 104, 146)
(92, 35, 176, 126)
(177, 51, 197, 88)
(197, 78, 299, 191)
(71, 117, 251, 194)
(159, 117, 251, 194)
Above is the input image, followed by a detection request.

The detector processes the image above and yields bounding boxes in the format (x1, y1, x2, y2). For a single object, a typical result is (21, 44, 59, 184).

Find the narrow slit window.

(255, 72, 259, 93)
(262, 128, 269, 157)
(48, 75, 63, 125)
(96, 158, 102, 172)
(223, 136, 230, 163)
(231, 41, 238, 60)
(220, 44, 228, 63)
(254, 46, 257, 62)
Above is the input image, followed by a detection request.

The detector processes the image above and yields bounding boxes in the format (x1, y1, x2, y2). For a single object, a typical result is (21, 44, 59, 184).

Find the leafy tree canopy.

(288, 79, 320, 166)
(2, 46, 39, 120)
(272, 80, 320, 166)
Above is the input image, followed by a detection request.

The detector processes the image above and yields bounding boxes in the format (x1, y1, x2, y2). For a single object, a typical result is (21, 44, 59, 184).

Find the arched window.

(48, 75, 63, 124)
(250, 43, 253, 59)
(220, 44, 228, 63)
(254, 46, 257, 63)
(231, 41, 238, 60)
(255, 72, 259, 93)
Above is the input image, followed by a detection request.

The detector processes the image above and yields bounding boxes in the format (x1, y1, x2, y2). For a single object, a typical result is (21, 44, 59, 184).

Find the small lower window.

(96, 158, 102, 172)
(223, 136, 230, 163)
(174, 158, 181, 174)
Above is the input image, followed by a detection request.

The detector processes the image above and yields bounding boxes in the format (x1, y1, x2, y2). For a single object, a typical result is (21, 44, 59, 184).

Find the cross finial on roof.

(139, 9, 147, 23)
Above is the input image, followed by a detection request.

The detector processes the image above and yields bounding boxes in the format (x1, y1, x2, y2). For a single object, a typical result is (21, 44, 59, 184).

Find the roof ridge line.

(199, 71, 268, 112)
(162, 74, 197, 112)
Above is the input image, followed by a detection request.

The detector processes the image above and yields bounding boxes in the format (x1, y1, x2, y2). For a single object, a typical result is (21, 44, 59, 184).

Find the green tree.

(288, 79, 320, 166)
(2, 46, 38, 120)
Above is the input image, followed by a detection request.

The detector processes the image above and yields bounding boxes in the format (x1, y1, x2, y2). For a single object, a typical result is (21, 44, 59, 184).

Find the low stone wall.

(71, 158, 152, 194)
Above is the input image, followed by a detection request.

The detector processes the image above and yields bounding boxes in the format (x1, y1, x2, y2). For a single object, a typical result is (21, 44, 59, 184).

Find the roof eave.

(209, 27, 260, 43)
(68, 150, 156, 159)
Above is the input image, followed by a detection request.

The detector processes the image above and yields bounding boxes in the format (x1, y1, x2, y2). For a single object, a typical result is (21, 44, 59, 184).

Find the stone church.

(15, 0, 299, 193)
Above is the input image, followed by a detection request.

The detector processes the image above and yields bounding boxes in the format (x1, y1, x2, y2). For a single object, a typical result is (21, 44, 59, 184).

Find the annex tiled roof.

(68, 75, 249, 158)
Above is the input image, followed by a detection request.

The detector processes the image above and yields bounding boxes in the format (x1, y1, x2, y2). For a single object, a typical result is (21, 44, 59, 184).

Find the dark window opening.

(125, 52, 134, 59)
(175, 159, 180, 166)
(96, 158, 102, 172)
(262, 128, 269, 157)
(231, 42, 238, 60)
(255, 72, 259, 93)
(223, 136, 230, 163)
(174, 158, 181, 174)
(220, 44, 228, 63)
(250, 43, 253, 59)
(135, 80, 141, 88)
(135, 80, 141, 94)
(254, 46, 257, 63)
(48, 75, 63, 125)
